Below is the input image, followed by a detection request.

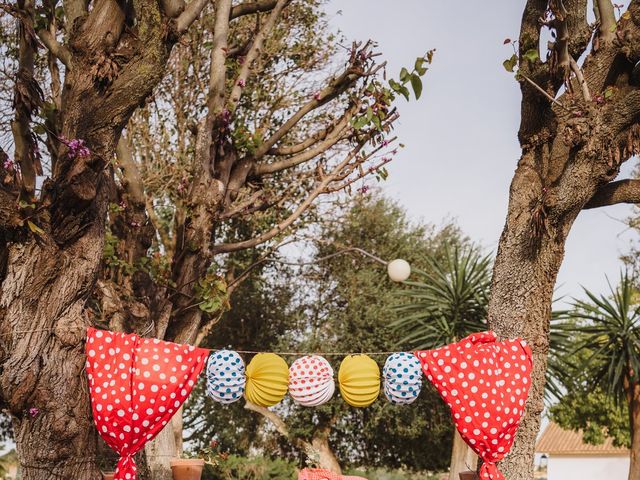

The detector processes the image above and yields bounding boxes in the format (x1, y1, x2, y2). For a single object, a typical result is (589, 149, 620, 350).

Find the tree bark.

(448, 430, 478, 480)
(628, 381, 640, 480)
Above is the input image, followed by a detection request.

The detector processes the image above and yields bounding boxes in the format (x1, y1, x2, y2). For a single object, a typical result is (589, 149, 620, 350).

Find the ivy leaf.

(410, 73, 423, 100)
(398, 85, 410, 101)
(414, 57, 428, 76)
(399, 67, 410, 82)
(522, 49, 539, 63)
(503, 54, 518, 72)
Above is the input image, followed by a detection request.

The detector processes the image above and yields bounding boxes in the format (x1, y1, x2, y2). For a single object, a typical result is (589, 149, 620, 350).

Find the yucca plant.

(392, 245, 491, 480)
(392, 245, 491, 349)
(554, 271, 640, 480)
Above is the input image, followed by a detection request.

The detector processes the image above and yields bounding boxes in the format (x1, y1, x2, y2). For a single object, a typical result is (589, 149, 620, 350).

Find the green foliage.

(392, 246, 491, 349)
(202, 454, 297, 480)
(388, 51, 434, 101)
(554, 271, 640, 406)
(549, 386, 631, 448)
(195, 272, 230, 314)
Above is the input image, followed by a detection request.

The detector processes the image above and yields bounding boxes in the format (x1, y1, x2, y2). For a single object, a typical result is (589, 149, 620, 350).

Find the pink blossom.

(28, 407, 39, 417)
(237, 79, 246, 88)
(3, 157, 14, 170)
(313, 91, 322, 101)
(61, 137, 91, 158)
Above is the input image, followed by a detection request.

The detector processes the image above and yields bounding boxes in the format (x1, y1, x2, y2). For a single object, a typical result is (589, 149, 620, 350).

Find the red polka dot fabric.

(415, 331, 533, 480)
(298, 468, 367, 480)
(85, 328, 208, 480)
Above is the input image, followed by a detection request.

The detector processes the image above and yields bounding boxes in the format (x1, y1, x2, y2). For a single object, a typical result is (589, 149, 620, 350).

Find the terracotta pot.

(170, 458, 205, 480)
(459, 471, 479, 480)
(102, 473, 116, 480)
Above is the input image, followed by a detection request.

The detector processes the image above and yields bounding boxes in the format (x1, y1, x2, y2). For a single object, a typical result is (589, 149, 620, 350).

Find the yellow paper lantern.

(338, 354, 380, 407)
(245, 353, 289, 407)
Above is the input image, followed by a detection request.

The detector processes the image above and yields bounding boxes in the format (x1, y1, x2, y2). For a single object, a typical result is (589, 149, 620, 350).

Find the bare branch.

(37, 29, 72, 69)
(252, 106, 357, 176)
(584, 179, 640, 209)
(212, 141, 366, 254)
(175, 0, 209, 34)
(569, 57, 591, 102)
(230, 0, 278, 19)
(226, 0, 290, 114)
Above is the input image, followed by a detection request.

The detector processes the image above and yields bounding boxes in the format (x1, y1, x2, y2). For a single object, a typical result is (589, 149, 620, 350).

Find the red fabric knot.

(85, 327, 208, 480)
(415, 331, 532, 480)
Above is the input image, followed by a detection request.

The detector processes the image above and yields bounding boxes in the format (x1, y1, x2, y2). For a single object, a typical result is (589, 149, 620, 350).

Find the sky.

(328, 0, 638, 302)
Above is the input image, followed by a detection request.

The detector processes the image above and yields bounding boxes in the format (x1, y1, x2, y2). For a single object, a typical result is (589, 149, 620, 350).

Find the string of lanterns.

(206, 350, 423, 408)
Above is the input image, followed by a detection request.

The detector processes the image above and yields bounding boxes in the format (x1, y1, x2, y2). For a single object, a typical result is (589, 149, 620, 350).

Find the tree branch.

(160, 0, 185, 18)
(230, 0, 278, 19)
(584, 179, 640, 209)
(37, 29, 72, 69)
(595, 0, 617, 44)
(226, 0, 290, 114)
(251, 105, 357, 176)
(175, 0, 209, 34)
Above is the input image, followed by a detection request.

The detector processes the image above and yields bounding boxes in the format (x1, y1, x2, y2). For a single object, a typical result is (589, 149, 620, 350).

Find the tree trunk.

(448, 430, 478, 480)
(145, 423, 177, 480)
(628, 381, 640, 480)
(488, 160, 576, 479)
(0, 206, 108, 479)
(311, 428, 342, 474)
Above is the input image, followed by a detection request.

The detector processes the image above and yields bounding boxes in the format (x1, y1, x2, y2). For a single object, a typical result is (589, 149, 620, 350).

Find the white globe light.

(387, 259, 411, 282)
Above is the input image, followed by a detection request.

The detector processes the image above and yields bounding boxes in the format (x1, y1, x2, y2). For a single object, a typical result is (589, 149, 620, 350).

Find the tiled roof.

(536, 421, 629, 455)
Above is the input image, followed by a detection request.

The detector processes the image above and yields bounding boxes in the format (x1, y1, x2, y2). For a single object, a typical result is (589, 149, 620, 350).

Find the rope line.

(1, 328, 409, 356)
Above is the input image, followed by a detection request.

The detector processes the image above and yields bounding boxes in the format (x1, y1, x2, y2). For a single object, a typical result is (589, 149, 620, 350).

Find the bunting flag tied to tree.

(85, 327, 208, 480)
(415, 331, 533, 480)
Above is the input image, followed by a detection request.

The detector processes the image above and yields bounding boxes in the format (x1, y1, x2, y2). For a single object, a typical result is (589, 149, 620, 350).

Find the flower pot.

(102, 473, 116, 480)
(459, 471, 479, 480)
(170, 458, 205, 480)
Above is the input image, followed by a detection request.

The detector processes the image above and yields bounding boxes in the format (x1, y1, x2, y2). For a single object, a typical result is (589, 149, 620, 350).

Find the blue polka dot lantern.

(206, 350, 246, 404)
(383, 352, 422, 405)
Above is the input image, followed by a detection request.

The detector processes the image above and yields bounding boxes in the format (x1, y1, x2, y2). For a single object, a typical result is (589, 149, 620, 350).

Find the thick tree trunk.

(311, 428, 342, 474)
(0, 199, 108, 479)
(488, 160, 577, 479)
(448, 430, 478, 480)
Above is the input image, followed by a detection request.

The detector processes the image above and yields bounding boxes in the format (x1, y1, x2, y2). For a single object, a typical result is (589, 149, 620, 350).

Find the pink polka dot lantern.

(415, 331, 533, 480)
(85, 327, 208, 480)
(288, 355, 335, 407)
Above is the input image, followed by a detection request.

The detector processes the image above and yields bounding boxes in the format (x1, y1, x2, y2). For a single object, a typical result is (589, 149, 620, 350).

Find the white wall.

(548, 454, 629, 480)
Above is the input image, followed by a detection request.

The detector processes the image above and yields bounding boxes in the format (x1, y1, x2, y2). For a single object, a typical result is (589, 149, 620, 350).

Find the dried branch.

(569, 57, 591, 102)
(584, 179, 640, 209)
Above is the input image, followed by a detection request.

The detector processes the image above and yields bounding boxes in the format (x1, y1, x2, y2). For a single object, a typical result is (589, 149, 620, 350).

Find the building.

(536, 421, 629, 480)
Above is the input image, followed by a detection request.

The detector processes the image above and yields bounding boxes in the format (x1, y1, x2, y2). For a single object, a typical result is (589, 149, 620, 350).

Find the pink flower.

(237, 79, 246, 88)
(3, 157, 14, 170)
(28, 407, 39, 417)
(61, 137, 91, 159)
(313, 91, 322, 101)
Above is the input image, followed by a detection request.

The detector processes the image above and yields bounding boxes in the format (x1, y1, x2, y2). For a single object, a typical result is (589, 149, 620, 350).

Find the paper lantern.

(85, 328, 208, 480)
(383, 352, 422, 405)
(416, 331, 533, 480)
(338, 354, 380, 407)
(245, 353, 289, 407)
(387, 259, 411, 282)
(206, 350, 246, 404)
(289, 355, 335, 407)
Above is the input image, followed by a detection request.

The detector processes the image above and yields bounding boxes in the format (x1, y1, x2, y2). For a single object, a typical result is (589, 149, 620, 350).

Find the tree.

(186, 193, 459, 474)
(489, 2, 640, 477)
(0, 1, 429, 478)
(393, 246, 491, 480)
(553, 271, 640, 479)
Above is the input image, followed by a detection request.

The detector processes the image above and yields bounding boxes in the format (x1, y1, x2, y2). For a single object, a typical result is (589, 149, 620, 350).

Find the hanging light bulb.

(387, 259, 411, 282)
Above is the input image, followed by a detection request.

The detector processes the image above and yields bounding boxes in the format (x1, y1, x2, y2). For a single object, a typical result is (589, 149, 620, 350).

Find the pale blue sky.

(329, 0, 637, 301)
